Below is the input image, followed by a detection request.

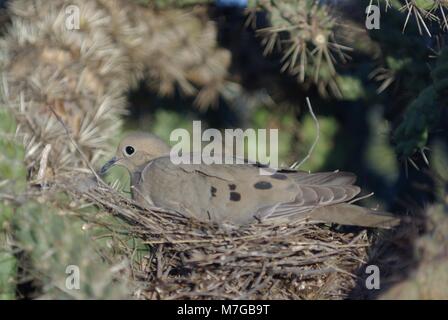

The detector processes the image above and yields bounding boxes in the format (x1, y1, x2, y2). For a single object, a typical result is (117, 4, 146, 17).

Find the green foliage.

(431, 49, 448, 96)
(393, 48, 448, 159)
(0, 108, 24, 299)
(251, 107, 294, 166)
(393, 86, 437, 158)
(0, 251, 16, 299)
(431, 141, 448, 201)
(250, 105, 339, 171)
(0, 111, 26, 189)
(13, 200, 131, 299)
(386, 56, 411, 72)
(0, 107, 131, 299)
(413, 0, 434, 11)
(151, 109, 195, 143)
(336, 76, 365, 101)
(365, 109, 399, 184)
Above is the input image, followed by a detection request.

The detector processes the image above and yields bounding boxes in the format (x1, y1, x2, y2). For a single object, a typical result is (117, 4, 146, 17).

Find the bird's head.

(100, 132, 170, 175)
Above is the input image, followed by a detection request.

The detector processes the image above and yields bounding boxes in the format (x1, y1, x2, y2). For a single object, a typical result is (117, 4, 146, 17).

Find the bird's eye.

(124, 146, 135, 156)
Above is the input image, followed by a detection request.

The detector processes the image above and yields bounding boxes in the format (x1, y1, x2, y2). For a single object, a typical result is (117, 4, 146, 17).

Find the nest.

(61, 175, 369, 300)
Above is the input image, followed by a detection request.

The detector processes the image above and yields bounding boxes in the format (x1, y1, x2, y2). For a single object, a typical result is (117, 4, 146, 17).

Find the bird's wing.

(139, 156, 371, 226)
(287, 170, 357, 185)
(256, 184, 361, 220)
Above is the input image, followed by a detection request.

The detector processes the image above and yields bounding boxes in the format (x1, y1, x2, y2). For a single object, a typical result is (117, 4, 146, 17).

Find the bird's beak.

(100, 156, 119, 175)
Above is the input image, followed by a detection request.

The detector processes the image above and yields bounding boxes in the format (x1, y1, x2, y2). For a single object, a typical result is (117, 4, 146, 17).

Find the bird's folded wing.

(289, 170, 357, 185)
(140, 157, 398, 228)
(258, 184, 361, 220)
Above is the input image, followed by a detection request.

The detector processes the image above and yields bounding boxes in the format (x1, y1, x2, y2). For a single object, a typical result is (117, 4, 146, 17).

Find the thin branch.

(290, 97, 320, 170)
(47, 105, 105, 184)
(36, 143, 51, 188)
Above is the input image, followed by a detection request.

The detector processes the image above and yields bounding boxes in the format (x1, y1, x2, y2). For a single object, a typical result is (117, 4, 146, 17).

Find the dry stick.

(348, 192, 374, 204)
(36, 143, 52, 187)
(290, 97, 320, 170)
(47, 105, 105, 184)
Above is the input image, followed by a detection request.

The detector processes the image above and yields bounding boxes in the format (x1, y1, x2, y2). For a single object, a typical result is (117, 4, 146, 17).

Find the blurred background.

(1, 0, 448, 299)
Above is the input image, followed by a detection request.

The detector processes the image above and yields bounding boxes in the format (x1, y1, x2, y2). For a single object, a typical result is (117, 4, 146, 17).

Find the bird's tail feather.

(307, 203, 400, 228)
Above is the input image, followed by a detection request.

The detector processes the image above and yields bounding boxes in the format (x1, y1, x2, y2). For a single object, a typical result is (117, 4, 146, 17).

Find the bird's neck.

(129, 164, 146, 188)
(129, 164, 155, 207)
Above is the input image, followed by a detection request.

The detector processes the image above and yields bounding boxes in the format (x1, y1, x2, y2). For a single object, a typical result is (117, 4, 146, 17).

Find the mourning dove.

(100, 132, 400, 228)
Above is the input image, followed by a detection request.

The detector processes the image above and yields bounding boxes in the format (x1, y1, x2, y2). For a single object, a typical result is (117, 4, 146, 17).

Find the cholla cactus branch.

(400, 0, 437, 36)
(251, 0, 351, 97)
(0, 0, 232, 178)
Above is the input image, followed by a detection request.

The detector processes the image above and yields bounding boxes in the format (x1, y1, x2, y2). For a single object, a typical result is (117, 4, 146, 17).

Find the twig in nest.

(36, 143, 51, 188)
(290, 97, 320, 170)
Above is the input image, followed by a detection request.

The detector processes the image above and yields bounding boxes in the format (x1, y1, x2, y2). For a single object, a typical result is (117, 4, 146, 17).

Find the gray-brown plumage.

(100, 132, 400, 228)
